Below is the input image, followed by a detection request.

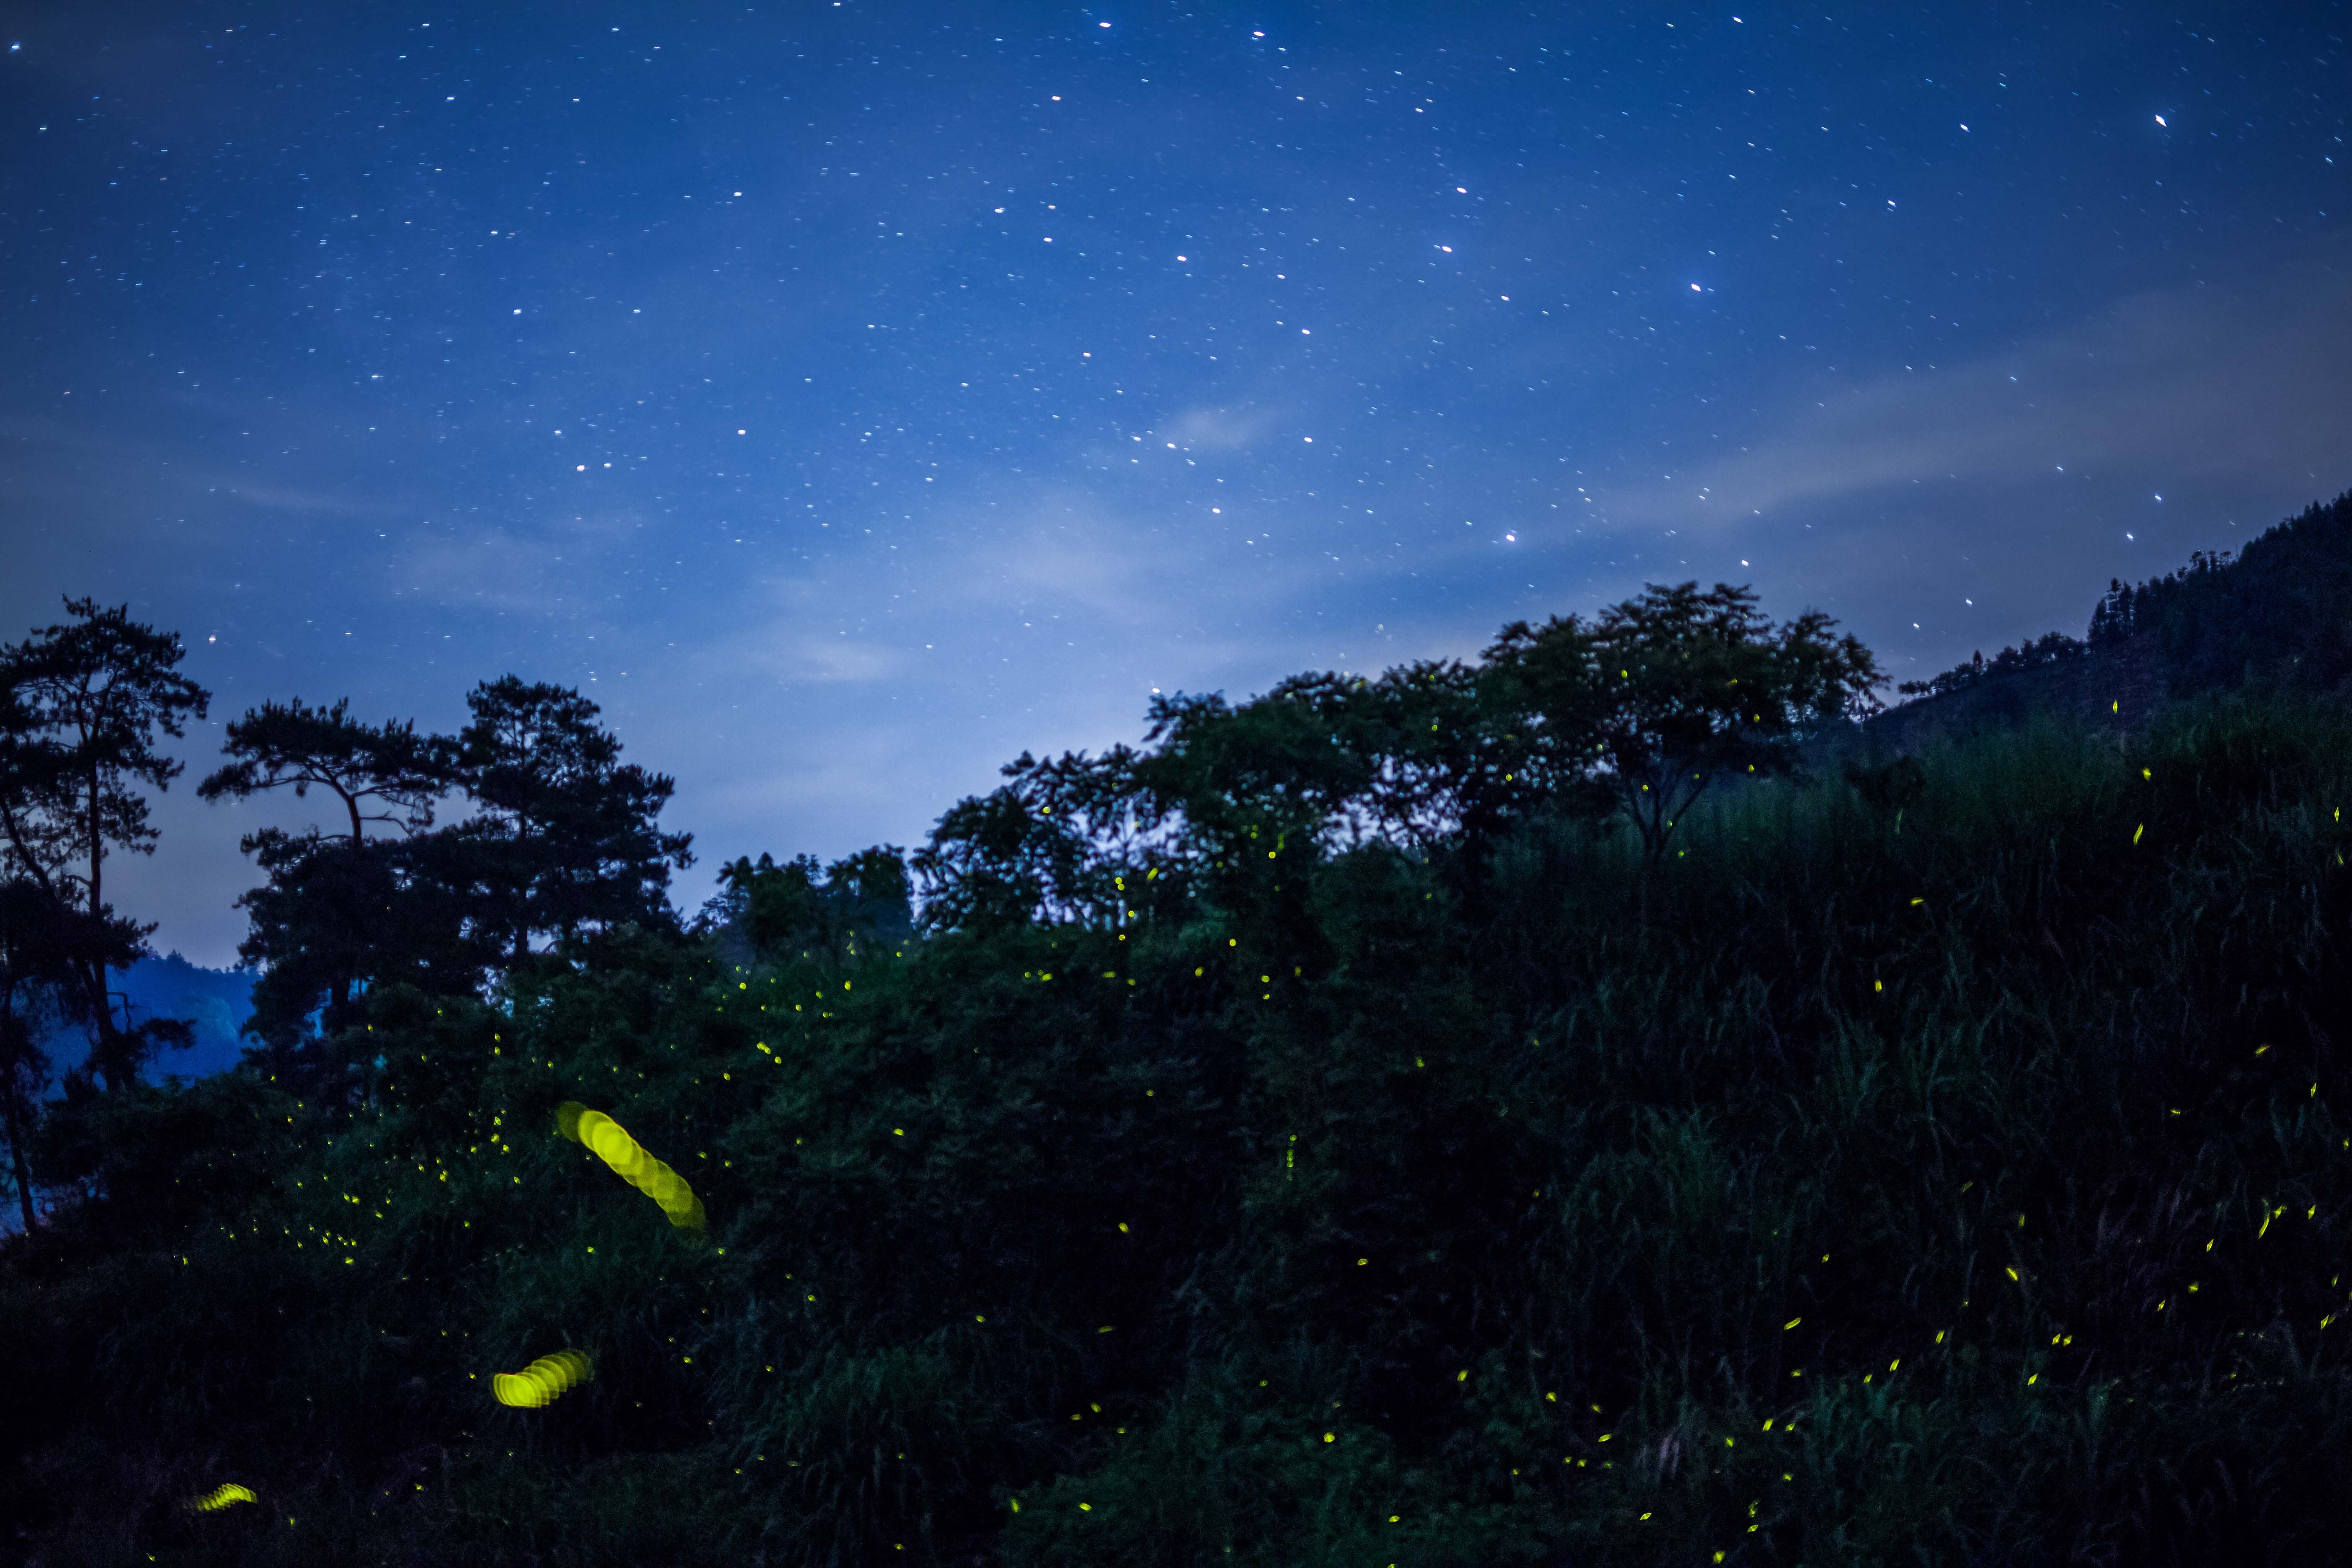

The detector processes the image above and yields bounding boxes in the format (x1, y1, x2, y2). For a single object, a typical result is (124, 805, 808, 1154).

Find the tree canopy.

(199, 696, 458, 846)
(208, 678, 695, 1069)
(914, 581, 1882, 941)
(455, 677, 696, 964)
(1485, 582, 1883, 869)
(0, 599, 209, 1088)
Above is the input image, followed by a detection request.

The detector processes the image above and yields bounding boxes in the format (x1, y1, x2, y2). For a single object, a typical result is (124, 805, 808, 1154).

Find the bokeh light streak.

(555, 1101, 707, 1230)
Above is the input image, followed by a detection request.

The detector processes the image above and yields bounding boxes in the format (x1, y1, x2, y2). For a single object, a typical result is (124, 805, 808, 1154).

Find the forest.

(8, 499, 2352, 1565)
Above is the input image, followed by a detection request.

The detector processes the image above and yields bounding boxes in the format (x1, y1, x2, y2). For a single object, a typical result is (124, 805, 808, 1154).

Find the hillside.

(35, 956, 256, 1088)
(13, 697, 2352, 1562)
(15, 524, 2352, 1563)
(1871, 489, 2352, 749)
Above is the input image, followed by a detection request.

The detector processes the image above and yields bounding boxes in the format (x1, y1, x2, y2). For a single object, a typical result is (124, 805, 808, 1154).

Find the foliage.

(230, 827, 488, 1077)
(916, 581, 1880, 949)
(454, 676, 696, 965)
(0, 598, 212, 910)
(220, 678, 694, 1063)
(0, 598, 208, 1091)
(711, 848, 912, 965)
(21, 557, 2352, 1563)
(1905, 487, 2352, 709)
(1484, 581, 1883, 867)
(12, 684, 2352, 1561)
(2093, 492, 2352, 694)
(911, 746, 1169, 933)
(1895, 629, 2089, 701)
(0, 876, 132, 1230)
(198, 696, 459, 846)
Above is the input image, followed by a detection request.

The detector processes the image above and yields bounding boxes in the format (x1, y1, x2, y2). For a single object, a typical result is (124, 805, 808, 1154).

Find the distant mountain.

(39, 953, 255, 1086)
(1871, 488, 2352, 748)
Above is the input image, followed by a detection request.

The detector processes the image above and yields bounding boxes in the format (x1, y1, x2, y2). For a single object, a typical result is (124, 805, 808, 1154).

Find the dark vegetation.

(6, 500, 2352, 1564)
(1897, 490, 2352, 710)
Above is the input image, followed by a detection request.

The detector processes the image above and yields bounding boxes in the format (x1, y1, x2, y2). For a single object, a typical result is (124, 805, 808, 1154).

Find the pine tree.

(0, 600, 208, 1088)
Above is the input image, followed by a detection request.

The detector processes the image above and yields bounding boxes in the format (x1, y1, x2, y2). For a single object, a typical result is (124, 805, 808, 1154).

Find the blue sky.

(3, 1, 2346, 965)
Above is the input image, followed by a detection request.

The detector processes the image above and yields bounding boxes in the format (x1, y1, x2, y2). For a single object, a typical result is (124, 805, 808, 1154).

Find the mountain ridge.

(1868, 487, 2352, 749)
(38, 954, 256, 1087)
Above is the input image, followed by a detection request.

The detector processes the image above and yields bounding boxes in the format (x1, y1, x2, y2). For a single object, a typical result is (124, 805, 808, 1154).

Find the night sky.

(3, 3, 2347, 968)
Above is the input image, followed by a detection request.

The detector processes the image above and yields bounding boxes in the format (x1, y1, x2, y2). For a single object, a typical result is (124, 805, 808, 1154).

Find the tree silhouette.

(1484, 582, 1881, 874)
(198, 696, 458, 846)
(1139, 663, 1524, 861)
(214, 678, 691, 1065)
(913, 747, 1163, 933)
(454, 677, 694, 962)
(0, 880, 73, 1232)
(714, 847, 910, 967)
(1906, 489, 2352, 708)
(228, 825, 480, 1064)
(0, 599, 208, 1088)
(199, 697, 466, 1064)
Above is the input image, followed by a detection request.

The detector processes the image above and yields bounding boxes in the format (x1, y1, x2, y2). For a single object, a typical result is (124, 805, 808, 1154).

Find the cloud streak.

(1602, 253, 2352, 530)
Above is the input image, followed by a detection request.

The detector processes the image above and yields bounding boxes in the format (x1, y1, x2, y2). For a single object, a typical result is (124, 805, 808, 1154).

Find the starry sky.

(3, 2, 2347, 967)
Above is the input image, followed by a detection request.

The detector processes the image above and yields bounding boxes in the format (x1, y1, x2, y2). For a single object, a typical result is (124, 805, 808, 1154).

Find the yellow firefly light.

(492, 1349, 594, 1409)
(555, 1102, 707, 1230)
(190, 1483, 258, 1512)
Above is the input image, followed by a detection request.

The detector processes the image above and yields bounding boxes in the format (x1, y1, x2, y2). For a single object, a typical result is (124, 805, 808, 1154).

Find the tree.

(198, 697, 458, 847)
(1483, 582, 1881, 874)
(199, 696, 464, 1062)
(0, 600, 208, 1087)
(453, 678, 694, 962)
(913, 748, 1165, 934)
(0, 879, 72, 1233)
(713, 847, 911, 966)
(1217, 662, 1534, 856)
(217, 678, 688, 1064)
(1, 673, 75, 1224)
(1127, 660, 1540, 880)
(228, 826, 480, 1065)
(0, 873, 154, 1227)
(0, 666, 77, 905)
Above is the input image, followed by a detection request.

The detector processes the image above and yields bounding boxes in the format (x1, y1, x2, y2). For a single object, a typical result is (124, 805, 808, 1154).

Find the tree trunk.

(0, 993, 36, 1233)
(83, 756, 121, 1084)
(86, 758, 101, 924)
(1, 1081, 34, 1234)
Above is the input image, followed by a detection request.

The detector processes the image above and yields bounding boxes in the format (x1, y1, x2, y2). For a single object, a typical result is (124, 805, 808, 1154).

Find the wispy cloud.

(1160, 403, 1282, 452)
(399, 530, 580, 616)
(1600, 254, 2352, 530)
(205, 480, 402, 518)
